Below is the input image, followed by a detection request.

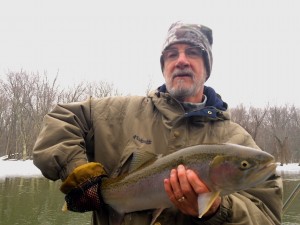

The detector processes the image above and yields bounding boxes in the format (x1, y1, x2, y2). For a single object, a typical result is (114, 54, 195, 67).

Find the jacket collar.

(157, 84, 227, 109)
(154, 84, 229, 121)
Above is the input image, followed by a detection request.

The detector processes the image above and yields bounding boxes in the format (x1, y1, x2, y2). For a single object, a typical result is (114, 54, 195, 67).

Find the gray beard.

(168, 81, 197, 102)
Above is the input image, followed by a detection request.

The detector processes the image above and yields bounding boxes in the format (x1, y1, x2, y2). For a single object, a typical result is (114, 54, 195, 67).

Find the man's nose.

(175, 52, 190, 69)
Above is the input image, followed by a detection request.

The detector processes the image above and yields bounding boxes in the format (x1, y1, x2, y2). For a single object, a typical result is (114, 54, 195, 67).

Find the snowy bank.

(275, 163, 300, 174)
(0, 158, 300, 179)
(0, 158, 43, 179)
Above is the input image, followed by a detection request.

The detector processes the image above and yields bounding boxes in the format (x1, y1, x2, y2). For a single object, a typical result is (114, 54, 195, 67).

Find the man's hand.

(60, 162, 107, 212)
(164, 164, 221, 217)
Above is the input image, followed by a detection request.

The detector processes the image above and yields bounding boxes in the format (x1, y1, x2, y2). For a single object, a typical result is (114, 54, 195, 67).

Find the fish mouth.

(252, 161, 277, 182)
(260, 161, 277, 173)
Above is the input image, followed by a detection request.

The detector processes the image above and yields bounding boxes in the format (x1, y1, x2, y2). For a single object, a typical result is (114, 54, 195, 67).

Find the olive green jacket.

(33, 88, 282, 225)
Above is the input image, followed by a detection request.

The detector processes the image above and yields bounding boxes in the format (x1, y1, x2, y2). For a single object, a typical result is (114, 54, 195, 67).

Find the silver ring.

(177, 196, 186, 202)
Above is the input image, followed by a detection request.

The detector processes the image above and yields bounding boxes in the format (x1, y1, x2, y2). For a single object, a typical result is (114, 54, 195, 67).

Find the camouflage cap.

(160, 21, 213, 80)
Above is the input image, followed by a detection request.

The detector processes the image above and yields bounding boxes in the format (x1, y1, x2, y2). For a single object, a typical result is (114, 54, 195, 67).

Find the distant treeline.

(0, 71, 299, 165)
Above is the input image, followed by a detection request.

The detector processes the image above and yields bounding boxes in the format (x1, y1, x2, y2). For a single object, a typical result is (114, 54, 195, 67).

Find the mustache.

(172, 69, 195, 79)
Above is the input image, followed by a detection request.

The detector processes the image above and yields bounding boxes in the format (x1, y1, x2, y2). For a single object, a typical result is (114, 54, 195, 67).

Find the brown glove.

(60, 162, 107, 212)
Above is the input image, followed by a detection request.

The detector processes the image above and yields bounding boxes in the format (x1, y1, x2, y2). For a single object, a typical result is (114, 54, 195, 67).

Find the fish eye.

(240, 160, 251, 170)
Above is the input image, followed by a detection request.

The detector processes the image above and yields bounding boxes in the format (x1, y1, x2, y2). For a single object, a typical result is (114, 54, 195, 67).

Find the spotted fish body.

(101, 143, 276, 225)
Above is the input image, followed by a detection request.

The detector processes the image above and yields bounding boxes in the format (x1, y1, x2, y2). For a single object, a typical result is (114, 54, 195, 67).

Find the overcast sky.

(1, 0, 299, 108)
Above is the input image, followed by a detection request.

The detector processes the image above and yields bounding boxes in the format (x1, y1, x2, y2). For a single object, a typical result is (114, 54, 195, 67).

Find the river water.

(280, 172, 300, 225)
(0, 172, 299, 225)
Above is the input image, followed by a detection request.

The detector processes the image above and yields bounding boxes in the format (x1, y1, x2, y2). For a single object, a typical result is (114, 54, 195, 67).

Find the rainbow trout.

(101, 144, 276, 225)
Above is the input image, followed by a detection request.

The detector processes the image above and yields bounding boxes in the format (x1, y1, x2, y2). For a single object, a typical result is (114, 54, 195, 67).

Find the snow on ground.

(0, 158, 43, 179)
(0, 156, 300, 179)
(276, 163, 300, 174)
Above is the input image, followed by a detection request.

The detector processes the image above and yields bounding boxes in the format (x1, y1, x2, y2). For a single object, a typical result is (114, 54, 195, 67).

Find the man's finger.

(186, 169, 209, 194)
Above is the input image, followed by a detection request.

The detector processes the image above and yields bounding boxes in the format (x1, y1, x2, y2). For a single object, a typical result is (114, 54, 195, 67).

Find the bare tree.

(230, 104, 250, 130)
(0, 71, 59, 159)
(26, 73, 60, 158)
(87, 81, 121, 98)
(0, 82, 10, 157)
(1, 71, 36, 159)
(57, 81, 89, 103)
(265, 105, 293, 165)
(248, 106, 268, 141)
(288, 106, 300, 164)
(230, 104, 268, 142)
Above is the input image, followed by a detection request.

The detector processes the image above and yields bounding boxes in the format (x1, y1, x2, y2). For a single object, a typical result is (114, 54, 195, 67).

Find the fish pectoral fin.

(150, 208, 165, 225)
(197, 191, 220, 218)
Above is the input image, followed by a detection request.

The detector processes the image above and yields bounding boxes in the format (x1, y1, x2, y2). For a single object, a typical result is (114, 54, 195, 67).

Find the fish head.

(208, 144, 276, 194)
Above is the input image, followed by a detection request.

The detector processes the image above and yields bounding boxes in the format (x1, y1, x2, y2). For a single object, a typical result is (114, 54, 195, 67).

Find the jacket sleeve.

(33, 98, 93, 181)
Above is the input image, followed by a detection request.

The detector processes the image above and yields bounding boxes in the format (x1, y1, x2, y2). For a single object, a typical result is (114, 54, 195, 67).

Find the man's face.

(162, 43, 207, 102)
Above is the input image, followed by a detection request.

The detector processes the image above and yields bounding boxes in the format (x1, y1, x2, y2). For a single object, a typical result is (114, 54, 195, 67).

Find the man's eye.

(165, 51, 178, 59)
(186, 48, 202, 57)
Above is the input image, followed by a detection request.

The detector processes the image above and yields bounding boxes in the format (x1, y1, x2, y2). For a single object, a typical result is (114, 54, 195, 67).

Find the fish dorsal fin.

(129, 150, 159, 172)
(197, 191, 220, 218)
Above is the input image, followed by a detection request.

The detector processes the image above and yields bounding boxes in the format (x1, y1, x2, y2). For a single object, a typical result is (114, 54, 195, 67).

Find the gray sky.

(1, 0, 299, 108)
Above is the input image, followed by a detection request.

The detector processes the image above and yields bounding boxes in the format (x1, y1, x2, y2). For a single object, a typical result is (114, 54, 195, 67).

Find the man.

(33, 22, 282, 225)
